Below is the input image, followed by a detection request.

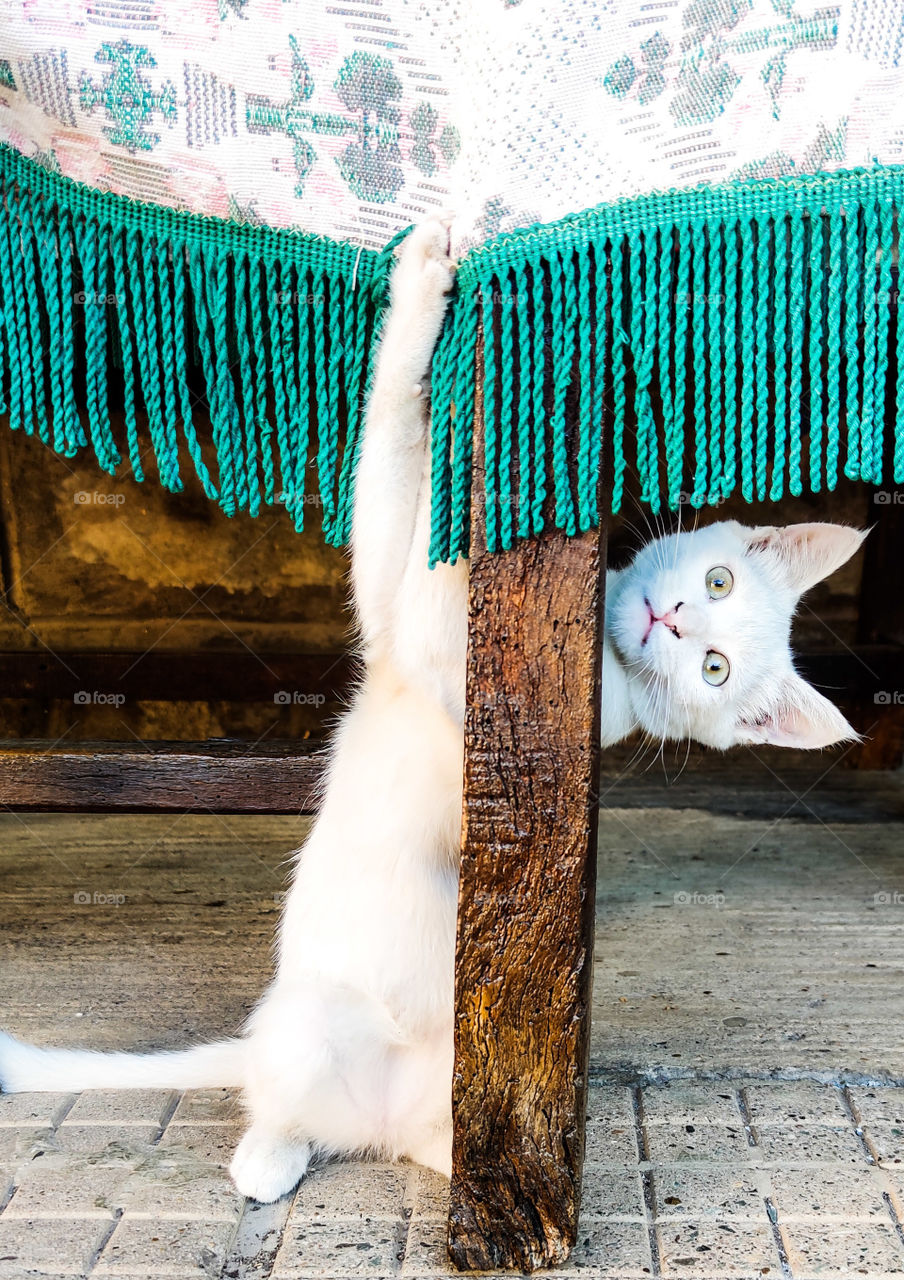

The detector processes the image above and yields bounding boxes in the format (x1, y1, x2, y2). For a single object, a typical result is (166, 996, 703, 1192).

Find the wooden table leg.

(447, 359, 607, 1270)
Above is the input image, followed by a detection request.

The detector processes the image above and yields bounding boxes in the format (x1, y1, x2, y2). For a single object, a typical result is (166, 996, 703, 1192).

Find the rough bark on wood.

(448, 344, 606, 1271)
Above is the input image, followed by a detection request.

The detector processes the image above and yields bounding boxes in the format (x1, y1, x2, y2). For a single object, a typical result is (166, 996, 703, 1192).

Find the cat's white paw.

(364, 214, 459, 423)
(392, 217, 457, 304)
(230, 1126, 311, 1203)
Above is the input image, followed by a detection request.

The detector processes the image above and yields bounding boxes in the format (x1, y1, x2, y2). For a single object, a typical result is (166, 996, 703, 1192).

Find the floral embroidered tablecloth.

(1, 0, 903, 558)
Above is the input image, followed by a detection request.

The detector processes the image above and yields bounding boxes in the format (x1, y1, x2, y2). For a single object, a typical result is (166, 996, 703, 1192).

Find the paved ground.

(1, 755, 903, 1277)
(5, 1078, 904, 1279)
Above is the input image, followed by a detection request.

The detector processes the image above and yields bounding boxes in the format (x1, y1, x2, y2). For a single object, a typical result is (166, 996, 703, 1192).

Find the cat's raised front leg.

(351, 218, 456, 654)
(229, 1125, 312, 1203)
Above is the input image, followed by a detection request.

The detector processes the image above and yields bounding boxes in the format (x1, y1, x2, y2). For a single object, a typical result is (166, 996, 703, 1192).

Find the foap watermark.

(486, 490, 527, 511)
(676, 491, 727, 507)
(874, 892, 904, 906)
(874, 491, 904, 505)
(270, 290, 326, 308)
(74, 491, 126, 507)
(74, 890, 126, 908)
(674, 290, 725, 310)
(274, 492, 324, 507)
(73, 290, 124, 307)
(481, 692, 523, 714)
(474, 890, 523, 908)
(274, 691, 326, 707)
(874, 691, 904, 706)
(674, 890, 725, 908)
(74, 691, 126, 708)
(476, 289, 530, 308)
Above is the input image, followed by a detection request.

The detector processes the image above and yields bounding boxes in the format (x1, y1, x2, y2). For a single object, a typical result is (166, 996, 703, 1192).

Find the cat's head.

(606, 521, 867, 751)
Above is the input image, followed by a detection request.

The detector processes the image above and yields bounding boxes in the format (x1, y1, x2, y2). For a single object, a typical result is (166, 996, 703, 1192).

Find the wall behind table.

(0, 418, 892, 758)
(0, 423, 351, 742)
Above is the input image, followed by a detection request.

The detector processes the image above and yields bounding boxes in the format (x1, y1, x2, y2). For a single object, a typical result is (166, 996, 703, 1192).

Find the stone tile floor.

(4, 1079, 904, 1277)
(1, 761, 903, 1278)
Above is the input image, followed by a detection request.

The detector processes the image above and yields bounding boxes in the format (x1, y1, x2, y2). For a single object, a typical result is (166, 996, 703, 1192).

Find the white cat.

(0, 219, 865, 1203)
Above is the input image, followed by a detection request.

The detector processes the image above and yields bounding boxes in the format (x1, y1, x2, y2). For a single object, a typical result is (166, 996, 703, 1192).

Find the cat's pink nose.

(657, 607, 682, 630)
(644, 600, 683, 639)
(641, 598, 684, 644)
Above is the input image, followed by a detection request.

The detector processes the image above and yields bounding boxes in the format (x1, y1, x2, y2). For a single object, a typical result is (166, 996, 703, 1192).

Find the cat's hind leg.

(230, 1127, 312, 1203)
(234, 980, 410, 1197)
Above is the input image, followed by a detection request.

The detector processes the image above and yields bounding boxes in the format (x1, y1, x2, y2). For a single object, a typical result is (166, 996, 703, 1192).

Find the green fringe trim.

(0, 143, 398, 542)
(430, 165, 904, 564)
(3, 147, 904, 562)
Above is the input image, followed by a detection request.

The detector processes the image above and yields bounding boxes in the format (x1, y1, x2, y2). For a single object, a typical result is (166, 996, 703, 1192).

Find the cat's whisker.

(615, 515, 650, 554)
(641, 736, 665, 773)
(627, 493, 660, 550)
(676, 729, 694, 781)
(652, 708, 670, 782)
(659, 682, 675, 779)
(621, 731, 654, 775)
(637, 677, 669, 774)
(648, 502, 663, 547)
(669, 691, 694, 782)
(671, 501, 684, 571)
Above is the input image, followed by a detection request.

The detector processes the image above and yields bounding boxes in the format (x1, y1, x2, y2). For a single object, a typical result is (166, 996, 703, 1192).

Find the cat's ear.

(743, 523, 868, 596)
(736, 672, 859, 749)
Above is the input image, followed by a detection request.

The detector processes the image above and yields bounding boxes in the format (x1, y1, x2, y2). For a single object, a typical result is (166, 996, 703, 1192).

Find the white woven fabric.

(1, 0, 903, 251)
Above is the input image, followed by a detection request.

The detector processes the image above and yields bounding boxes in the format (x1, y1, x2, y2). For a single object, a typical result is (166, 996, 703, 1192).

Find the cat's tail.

(0, 1030, 246, 1093)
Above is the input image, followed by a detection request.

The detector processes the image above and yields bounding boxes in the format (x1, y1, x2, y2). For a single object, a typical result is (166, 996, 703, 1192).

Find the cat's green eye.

(706, 565, 734, 599)
(702, 650, 730, 687)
